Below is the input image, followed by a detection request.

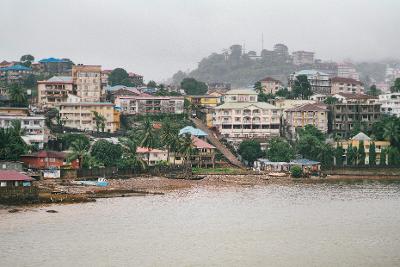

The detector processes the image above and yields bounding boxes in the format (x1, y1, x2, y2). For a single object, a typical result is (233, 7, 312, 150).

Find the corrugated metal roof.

(179, 126, 208, 137)
(0, 170, 33, 181)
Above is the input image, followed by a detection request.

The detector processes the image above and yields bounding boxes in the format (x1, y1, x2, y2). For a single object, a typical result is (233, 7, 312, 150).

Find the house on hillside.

(179, 126, 208, 139)
(136, 147, 168, 166)
(20, 151, 79, 170)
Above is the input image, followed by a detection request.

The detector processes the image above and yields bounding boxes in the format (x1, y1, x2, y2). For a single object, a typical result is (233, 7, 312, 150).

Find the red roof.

(21, 150, 67, 159)
(191, 136, 215, 149)
(286, 103, 328, 112)
(331, 77, 363, 85)
(0, 170, 33, 181)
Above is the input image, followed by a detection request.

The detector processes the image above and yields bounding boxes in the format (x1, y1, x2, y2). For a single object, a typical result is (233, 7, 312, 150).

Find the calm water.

(1, 183, 400, 267)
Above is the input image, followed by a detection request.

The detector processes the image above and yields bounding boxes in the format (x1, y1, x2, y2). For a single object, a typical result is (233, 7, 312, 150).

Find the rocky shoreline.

(2, 173, 400, 211)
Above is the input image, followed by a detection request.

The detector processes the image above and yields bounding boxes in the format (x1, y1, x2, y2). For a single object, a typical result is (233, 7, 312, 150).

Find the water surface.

(1, 183, 400, 266)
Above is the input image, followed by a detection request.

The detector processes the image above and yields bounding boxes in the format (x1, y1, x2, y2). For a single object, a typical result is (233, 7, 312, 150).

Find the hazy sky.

(1, 0, 400, 82)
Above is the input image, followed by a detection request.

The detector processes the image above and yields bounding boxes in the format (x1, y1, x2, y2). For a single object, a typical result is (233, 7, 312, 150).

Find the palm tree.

(383, 120, 400, 146)
(179, 134, 194, 167)
(160, 119, 178, 163)
(139, 118, 156, 165)
(8, 84, 27, 107)
(120, 138, 146, 170)
(92, 111, 106, 133)
(69, 139, 90, 168)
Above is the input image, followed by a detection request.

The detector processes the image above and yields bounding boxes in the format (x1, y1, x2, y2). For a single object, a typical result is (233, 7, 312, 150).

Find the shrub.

(290, 166, 303, 178)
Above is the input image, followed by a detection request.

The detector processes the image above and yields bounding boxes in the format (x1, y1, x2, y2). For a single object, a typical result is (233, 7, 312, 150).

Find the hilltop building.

(114, 95, 184, 115)
(292, 51, 315, 65)
(337, 63, 360, 81)
(38, 58, 73, 74)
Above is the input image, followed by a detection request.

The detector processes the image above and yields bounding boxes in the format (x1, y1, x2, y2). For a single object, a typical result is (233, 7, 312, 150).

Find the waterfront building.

(114, 95, 184, 115)
(284, 103, 328, 138)
(288, 70, 331, 94)
(72, 65, 102, 102)
(0, 170, 34, 188)
(20, 150, 79, 170)
(172, 136, 216, 168)
(292, 51, 315, 65)
(330, 77, 364, 95)
(0, 161, 23, 171)
(58, 102, 120, 133)
(213, 89, 281, 141)
(330, 93, 381, 138)
(335, 132, 390, 165)
(136, 147, 168, 166)
(185, 95, 221, 107)
(378, 92, 400, 117)
(259, 77, 283, 95)
(38, 58, 73, 74)
(37, 76, 74, 108)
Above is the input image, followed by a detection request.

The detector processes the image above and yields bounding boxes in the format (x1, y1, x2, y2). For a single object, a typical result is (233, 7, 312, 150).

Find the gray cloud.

(1, 0, 399, 81)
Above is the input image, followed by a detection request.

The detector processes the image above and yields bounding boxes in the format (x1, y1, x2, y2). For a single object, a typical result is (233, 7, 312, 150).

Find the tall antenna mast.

(261, 33, 264, 51)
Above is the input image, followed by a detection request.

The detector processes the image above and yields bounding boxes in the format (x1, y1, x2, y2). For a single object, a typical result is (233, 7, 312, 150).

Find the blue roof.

(290, 159, 320, 166)
(39, 57, 69, 63)
(179, 126, 208, 137)
(0, 64, 31, 71)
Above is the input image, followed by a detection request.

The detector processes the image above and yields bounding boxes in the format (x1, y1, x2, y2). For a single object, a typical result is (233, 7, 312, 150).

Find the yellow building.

(335, 132, 390, 165)
(58, 102, 120, 133)
(185, 95, 221, 107)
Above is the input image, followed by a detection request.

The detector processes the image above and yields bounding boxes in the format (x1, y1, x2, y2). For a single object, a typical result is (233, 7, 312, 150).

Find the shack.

(254, 159, 290, 172)
(290, 159, 321, 175)
(0, 170, 38, 203)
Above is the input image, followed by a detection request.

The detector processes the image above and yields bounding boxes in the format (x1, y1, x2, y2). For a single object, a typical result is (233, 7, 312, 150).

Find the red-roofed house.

(20, 151, 79, 170)
(331, 77, 364, 94)
(0, 170, 34, 188)
(172, 136, 216, 167)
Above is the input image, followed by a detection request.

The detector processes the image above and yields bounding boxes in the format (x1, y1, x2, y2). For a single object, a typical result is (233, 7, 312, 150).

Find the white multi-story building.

(0, 108, 47, 148)
(72, 65, 102, 102)
(213, 89, 281, 141)
(379, 93, 400, 117)
(114, 95, 185, 115)
(288, 70, 331, 94)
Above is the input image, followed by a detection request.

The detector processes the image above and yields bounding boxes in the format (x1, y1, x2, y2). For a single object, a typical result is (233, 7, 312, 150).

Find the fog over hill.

(171, 44, 399, 87)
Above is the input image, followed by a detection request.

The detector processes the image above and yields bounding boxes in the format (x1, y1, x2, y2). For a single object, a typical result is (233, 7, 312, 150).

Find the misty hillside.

(172, 44, 396, 88)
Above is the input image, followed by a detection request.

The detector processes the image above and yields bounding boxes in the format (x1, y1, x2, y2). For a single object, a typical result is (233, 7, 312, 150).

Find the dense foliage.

(265, 137, 295, 162)
(238, 140, 263, 166)
(180, 78, 208, 95)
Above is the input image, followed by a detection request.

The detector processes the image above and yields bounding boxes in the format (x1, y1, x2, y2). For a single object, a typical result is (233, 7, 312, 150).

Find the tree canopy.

(265, 137, 294, 162)
(391, 78, 400, 93)
(180, 78, 208, 95)
(108, 68, 132, 86)
(91, 140, 123, 167)
(238, 140, 263, 166)
(292, 75, 312, 99)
